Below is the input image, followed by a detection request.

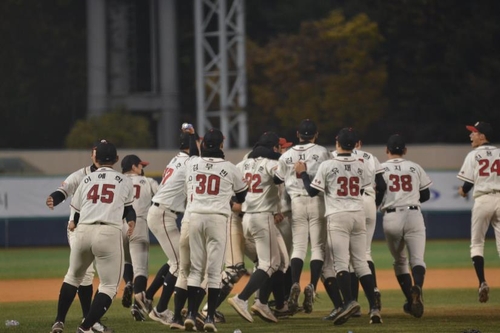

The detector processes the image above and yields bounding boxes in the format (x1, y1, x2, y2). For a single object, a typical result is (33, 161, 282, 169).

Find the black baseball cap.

(298, 119, 318, 138)
(387, 134, 406, 152)
(336, 127, 359, 150)
(203, 128, 224, 148)
(255, 131, 280, 148)
(179, 132, 191, 150)
(466, 121, 492, 140)
(121, 154, 149, 172)
(94, 139, 117, 164)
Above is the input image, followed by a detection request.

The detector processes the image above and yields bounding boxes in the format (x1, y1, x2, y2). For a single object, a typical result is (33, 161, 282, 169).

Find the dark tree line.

(1, 0, 499, 148)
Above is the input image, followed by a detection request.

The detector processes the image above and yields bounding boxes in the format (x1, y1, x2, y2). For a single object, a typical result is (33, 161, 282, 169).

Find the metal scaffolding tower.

(194, 0, 248, 148)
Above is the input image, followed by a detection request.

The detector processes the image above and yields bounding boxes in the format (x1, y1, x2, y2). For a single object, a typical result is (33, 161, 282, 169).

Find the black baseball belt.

(153, 202, 182, 215)
(385, 206, 419, 214)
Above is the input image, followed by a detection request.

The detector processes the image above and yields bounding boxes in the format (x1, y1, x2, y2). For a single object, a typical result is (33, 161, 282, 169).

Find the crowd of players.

(46, 119, 498, 333)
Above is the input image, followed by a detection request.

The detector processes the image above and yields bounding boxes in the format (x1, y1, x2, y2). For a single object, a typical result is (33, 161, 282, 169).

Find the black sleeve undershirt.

(375, 173, 387, 206)
(49, 191, 66, 207)
(419, 188, 431, 203)
(300, 172, 320, 197)
(235, 189, 248, 204)
(461, 181, 474, 194)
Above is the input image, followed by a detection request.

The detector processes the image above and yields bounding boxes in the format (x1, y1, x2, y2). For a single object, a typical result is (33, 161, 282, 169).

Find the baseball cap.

(279, 137, 293, 148)
(179, 132, 191, 150)
(94, 139, 117, 164)
(121, 154, 149, 172)
(466, 121, 492, 139)
(336, 127, 359, 150)
(298, 119, 318, 138)
(203, 128, 224, 148)
(255, 131, 280, 148)
(387, 134, 406, 151)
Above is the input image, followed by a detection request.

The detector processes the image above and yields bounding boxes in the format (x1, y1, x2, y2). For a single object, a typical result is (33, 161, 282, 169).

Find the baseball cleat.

(134, 292, 153, 318)
(374, 288, 382, 310)
(250, 299, 278, 323)
(352, 309, 362, 317)
(203, 317, 218, 332)
(410, 285, 424, 318)
(287, 283, 301, 314)
(121, 282, 133, 308)
(76, 327, 93, 333)
(322, 307, 343, 321)
(403, 301, 412, 315)
(302, 283, 315, 314)
(149, 307, 174, 325)
(273, 302, 292, 319)
(183, 313, 197, 331)
(91, 321, 113, 333)
(369, 308, 383, 324)
(333, 300, 360, 326)
(169, 315, 185, 330)
(228, 295, 254, 322)
(50, 321, 64, 333)
(131, 303, 146, 321)
(478, 281, 489, 303)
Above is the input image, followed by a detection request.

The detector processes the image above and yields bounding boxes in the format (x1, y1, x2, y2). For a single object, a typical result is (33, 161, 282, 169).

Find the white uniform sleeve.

(275, 156, 287, 181)
(311, 162, 326, 192)
(148, 177, 159, 196)
(232, 165, 249, 193)
(457, 151, 476, 183)
(417, 164, 433, 190)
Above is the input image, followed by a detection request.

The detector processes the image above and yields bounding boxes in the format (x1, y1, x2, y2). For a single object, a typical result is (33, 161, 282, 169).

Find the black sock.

(368, 261, 378, 287)
(350, 272, 359, 301)
(411, 265, 426, 288)
(134, 275, 148, 295)
(258, 274, 273, 304)
(323, 277, 343, 309)
(284, 267, 292, 299)
(238, 269, 269, 300)
(397, 273, 413, 302)
(207, 288, 220, 318)
(173, 287, 188, 318)
(271, 270, 286, 308)
(359, 274, 376, 309)
(336, 271, 352, 303)
(123, 263, 134, 284)
(290, 258, 304, 284)
(309, 260, 323, 289)
(77, 284, 93, 318)
(472, 256, 486, 284)
(156, 273, 178, 312)
(187, 286, 205, 315)
(81, 293, 112, 330)
(146, 263, 170, 299)
(55, 282, 78, 322)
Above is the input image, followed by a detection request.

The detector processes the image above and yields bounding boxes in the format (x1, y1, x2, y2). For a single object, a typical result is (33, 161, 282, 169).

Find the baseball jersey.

(56, 165, 94, 199)
(380, 158, 432, 210)
(236, 157, 279, 213)
(126, 174, 158, 218)
(275, 143, 331, 199)
(333, 149, 384, 197)
(70, 167, 134, 229)
(153, 152, 191, 212)
(311, 155, 370, 216)
(187, 156, 248, 217)
(457, 145, 500, 198)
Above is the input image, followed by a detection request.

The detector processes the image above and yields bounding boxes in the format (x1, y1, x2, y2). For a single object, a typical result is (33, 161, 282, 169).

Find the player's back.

(237, 157, 279, 213)
(58, 166, 94, 198)
(127, 174, 158, 218)
(276, 142, 331, 199)
(380, 158, 432, 209)
(187, 156, 247, 217)
(153, 152, 191, 212)
(458, 146, 500, 198)
(71, 167, 134, 228)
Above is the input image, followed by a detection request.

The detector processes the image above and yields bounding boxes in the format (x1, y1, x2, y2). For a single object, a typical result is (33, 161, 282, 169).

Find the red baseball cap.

(279, 138, 293, 148)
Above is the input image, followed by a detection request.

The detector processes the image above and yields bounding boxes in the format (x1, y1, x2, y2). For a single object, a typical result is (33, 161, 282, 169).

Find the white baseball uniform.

(122, 174, 158, 278)
(380, 158, 432, 275)
(67, 167, 135, 299)
(275, 142, 331, 262)
(186, 156, 248, 289)
(457, 145, 500, 258)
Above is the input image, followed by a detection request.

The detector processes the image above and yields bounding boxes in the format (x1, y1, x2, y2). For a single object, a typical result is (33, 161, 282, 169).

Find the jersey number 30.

(87, 184, 116, 203)
(195, 174, 220, 195)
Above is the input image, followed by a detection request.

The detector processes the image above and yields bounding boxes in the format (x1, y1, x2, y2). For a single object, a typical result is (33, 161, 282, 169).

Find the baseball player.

(457, 121, 499, 303)
(119, 155, 159, 321)
(296, 127, 382, 325)
(49, 140, 136, 333)
(47, 142, 111, 333)
(184, 128, 248, 332)
(330, 135, 386, 314)
(141, 130, 199, 326)
(228, 131, 283, 323)
(380, 134, 432, 318)
(274, 119, 331, 314)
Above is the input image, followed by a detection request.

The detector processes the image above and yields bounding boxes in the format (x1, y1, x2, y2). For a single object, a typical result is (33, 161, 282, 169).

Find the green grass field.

(1, 240, 500, 332)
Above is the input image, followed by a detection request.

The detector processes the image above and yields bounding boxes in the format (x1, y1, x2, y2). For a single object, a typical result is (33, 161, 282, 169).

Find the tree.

(65, 110, 153, 149)
(246, 10, 387, 144)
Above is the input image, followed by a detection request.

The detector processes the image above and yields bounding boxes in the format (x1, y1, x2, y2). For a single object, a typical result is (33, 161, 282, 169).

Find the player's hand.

(182, 126, 195, 135)
(46, 196, 54, 210)
(294, 161, 307, 174)
(68, 220, 76, 232)
(231, 202, 242, 214)
(127, 221, 136, 236)
(458, 186, 467, 198)
(274, 213, 284, 224)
